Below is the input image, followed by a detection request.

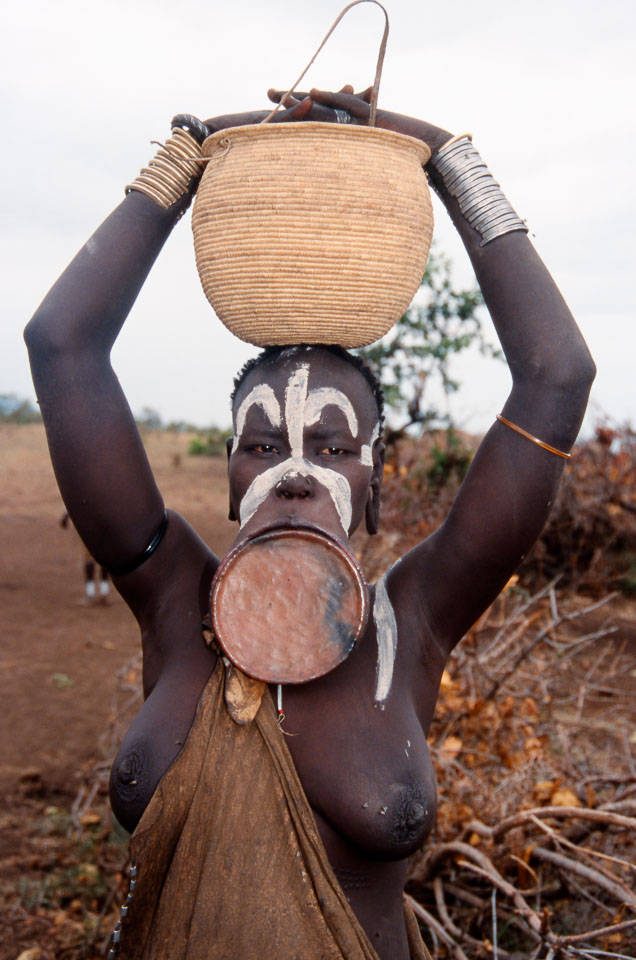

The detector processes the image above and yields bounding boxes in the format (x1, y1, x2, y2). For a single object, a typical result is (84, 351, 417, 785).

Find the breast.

(323, 749, 438, 861)
(110, 735, 165, 834)
(282, 696, 438, 861)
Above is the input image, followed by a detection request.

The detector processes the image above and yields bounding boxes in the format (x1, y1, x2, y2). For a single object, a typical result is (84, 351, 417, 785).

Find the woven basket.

(192, 121, 433, 348)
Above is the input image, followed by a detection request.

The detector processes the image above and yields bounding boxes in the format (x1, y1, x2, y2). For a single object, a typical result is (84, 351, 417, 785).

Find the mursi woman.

(25, 87, 595, 959)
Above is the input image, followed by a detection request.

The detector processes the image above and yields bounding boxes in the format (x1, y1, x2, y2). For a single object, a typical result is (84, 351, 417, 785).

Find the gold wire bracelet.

(126, 127, 206, 209)
(496, 414, 571, 460)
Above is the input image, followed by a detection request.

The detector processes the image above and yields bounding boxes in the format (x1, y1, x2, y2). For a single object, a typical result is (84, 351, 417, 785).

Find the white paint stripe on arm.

(373, 568, 398, 705)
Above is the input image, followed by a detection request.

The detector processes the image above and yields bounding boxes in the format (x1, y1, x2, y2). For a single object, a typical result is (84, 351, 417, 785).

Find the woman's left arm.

(304, 89, 596, 649)
(416, 134, 595, 650)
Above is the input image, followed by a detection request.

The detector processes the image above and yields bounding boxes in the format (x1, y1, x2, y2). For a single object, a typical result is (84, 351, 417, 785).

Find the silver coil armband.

(430, 134, 528, 246)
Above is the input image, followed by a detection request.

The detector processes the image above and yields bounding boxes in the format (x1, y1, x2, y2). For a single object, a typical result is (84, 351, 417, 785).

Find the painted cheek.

(238, 460, 290, 527)
(307, 463, 352, 533)
(238, 457, 353, 534)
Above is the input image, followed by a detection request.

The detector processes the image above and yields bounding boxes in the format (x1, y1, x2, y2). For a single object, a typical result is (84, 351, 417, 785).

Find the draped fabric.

(115, 661, 432, 959)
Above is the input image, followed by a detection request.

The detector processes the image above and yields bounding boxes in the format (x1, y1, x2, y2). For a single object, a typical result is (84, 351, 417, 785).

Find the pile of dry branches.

(406, 584, 636, 959)
(521, 423, 636, 592)
(355, 422, 636, 594)
(11, 584, 633, 959)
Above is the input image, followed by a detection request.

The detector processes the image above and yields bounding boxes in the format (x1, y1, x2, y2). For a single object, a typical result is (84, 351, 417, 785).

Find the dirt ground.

(1, 423, 635, 959)
(0, 424, 238, 796)
(0, 424, 240, 958)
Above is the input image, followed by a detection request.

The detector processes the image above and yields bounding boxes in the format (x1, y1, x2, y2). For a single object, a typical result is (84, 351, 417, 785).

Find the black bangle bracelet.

(170, 114, 210, 145)
(108, 511, 168, 577)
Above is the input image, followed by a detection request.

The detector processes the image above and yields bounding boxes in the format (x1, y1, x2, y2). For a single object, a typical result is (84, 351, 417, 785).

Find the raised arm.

(304, 89, 596, 650)
(24, 167, 192, 573)
(22, 109, 275, 575)
(419, 153, 596, 648)
(24, 90, 395, 574)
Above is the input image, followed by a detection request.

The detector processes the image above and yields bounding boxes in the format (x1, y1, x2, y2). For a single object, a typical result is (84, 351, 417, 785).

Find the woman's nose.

(275, 473, 314, 499)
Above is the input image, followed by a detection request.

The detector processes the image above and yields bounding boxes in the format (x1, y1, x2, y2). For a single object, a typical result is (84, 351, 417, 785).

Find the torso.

(110, 520, 445, 958)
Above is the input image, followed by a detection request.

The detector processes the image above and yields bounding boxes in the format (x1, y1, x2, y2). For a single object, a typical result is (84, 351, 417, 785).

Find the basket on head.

(191, 0, 435, 349)
(192, 122, 433, 348)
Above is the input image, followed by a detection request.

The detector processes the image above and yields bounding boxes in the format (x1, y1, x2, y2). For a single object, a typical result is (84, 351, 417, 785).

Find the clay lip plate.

(210, 525, 368, 684)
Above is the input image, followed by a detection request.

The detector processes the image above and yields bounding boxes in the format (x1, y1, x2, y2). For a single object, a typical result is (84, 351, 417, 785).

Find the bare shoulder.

(383, 536, 446, 654)
(383, 421, 570, 660)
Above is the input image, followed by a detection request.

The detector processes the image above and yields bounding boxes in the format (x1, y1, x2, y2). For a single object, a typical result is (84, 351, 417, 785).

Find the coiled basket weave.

(191, 121, 433, 348)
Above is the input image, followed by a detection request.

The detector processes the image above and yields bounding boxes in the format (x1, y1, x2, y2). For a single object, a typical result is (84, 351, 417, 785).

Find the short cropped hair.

(231, 345, 385, 425)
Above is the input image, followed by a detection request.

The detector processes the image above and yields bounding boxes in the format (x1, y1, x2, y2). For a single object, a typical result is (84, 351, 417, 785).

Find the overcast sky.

(2, 0, 634, 434)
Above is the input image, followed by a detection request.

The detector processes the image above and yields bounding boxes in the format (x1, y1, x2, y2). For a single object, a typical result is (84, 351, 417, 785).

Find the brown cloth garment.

(114, 660, 432, 959)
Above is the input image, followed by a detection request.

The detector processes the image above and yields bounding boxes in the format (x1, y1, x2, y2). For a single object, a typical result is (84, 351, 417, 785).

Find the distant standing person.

(60, 511, 110, 605)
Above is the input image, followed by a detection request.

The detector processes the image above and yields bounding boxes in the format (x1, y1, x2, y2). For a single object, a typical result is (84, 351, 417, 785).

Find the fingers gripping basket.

(191, 0, 434, 349)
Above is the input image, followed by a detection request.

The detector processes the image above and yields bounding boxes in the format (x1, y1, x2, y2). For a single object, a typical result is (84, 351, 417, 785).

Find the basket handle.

(262, 0, 389, 128)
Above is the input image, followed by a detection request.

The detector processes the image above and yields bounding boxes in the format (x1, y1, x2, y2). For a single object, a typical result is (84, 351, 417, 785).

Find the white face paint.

(232, 384, 281, 454)
(233, 363, 378, 534)
(304, 388, 358, 439)
(360, 420, 381, 468)
(284, 365, 311, 458)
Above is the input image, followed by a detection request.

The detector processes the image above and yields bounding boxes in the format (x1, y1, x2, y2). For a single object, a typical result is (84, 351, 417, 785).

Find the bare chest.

(272, 648, 438, 860)
(113, 601, 441, 861)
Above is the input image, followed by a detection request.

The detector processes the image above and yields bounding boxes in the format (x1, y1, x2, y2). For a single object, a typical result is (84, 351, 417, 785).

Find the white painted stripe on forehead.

(285, 364, 309, 458)
(360, 420, 381, 468)
(304, 387, 359, 438)
(232, 384, 281, 454)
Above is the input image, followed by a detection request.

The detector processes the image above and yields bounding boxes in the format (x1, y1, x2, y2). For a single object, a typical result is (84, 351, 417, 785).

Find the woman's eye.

(319, 447, 346, 456)
(252, 444, 279, 455)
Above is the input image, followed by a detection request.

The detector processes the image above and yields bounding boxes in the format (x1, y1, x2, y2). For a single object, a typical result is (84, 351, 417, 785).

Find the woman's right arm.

(23, 98, 339, 577)
(24, 190, 185, 572)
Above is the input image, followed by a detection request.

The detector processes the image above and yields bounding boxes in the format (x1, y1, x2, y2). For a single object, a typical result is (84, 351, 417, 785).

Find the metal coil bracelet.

(126, 124, 207, 210)
(430, 134, 528, 246)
